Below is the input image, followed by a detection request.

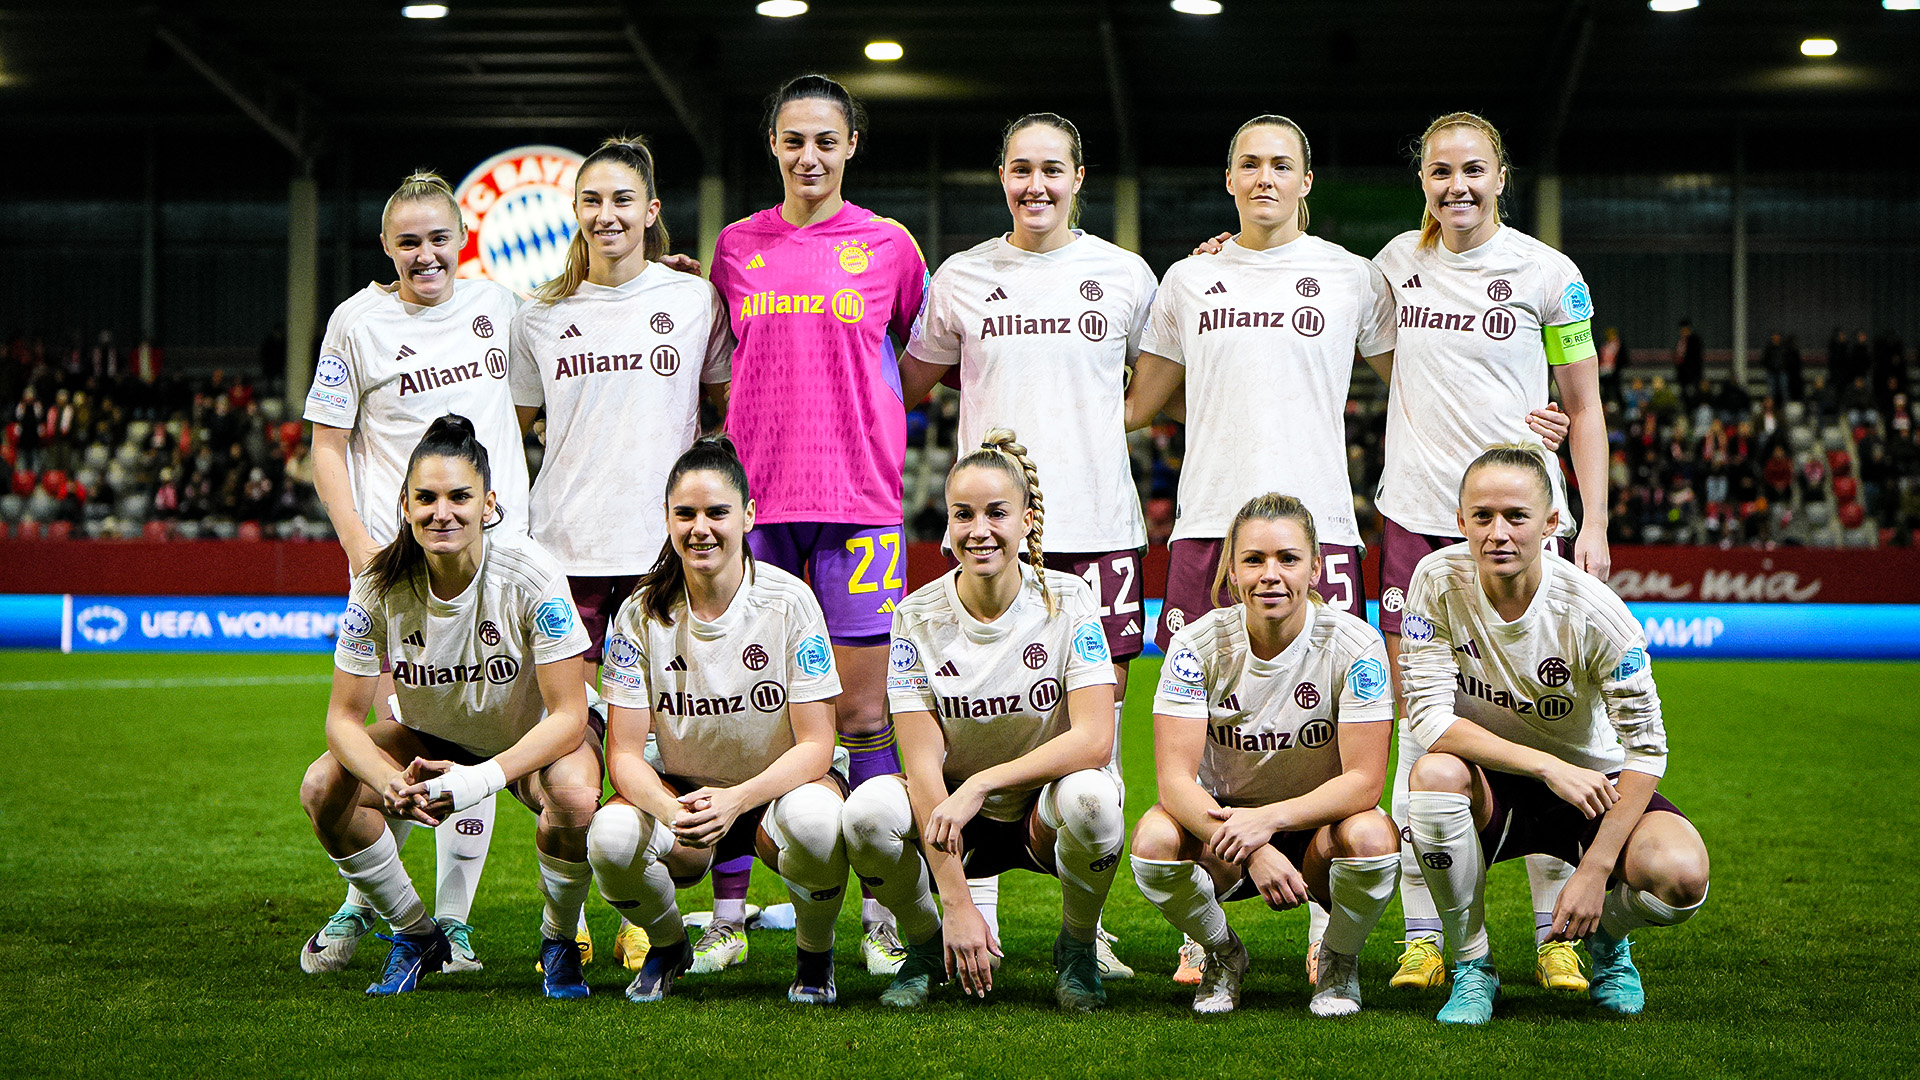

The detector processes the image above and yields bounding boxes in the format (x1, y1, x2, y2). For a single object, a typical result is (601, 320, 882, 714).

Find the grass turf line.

(0, 652, 1913, 1078)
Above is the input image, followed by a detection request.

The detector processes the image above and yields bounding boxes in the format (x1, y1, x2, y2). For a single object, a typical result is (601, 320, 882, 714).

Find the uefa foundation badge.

(454, 145, 587, 296)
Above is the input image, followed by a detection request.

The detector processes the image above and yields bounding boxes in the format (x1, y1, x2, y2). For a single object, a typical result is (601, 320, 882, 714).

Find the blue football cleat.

(1435, 957, 1499, 1025)
(788, 946, 837, 1005)
(1586, 929, 1646, 1015)
(366, 925, 451, 996)
(541, 937, 590, 1000)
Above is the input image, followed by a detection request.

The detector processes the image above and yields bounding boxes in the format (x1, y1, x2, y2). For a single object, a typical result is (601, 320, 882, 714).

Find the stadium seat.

(1839, 502, 1866, 530)
(142, 520, 170, 541)
(209, 521, 238, 540)
(40, 470, 67, 500)
(1827, 449, 1852, 475)
(1833, 476, 1858, 504)
(0, 493, 21, 524)
(46, 520, 72, 540)
(12, 470, 34, 497)
(16, 520, 41, 540)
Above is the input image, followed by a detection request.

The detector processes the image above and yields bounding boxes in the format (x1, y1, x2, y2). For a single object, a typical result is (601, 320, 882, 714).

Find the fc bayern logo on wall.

(454, 145, 587, 297)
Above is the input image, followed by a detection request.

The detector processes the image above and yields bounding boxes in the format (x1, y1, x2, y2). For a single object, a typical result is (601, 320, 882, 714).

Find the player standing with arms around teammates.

(844, 432, 1124, 1012)
(512, 136, 733, 975)
(898, 112, 1155, 979)
(586, 437, 850, 1005)
(298, 416, 599, 999)
(1401, 445, 1708, 1024)
(1132, 494, 1399, 1017)
(1373, 112, 1610, 994)
(707, 73, 929, 975)
(301, 173, 531, 977)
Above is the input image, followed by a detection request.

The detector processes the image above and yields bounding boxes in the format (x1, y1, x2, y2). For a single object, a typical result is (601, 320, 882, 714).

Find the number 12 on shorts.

(1081, 554, 1141, 618)
(845, 531, 905, 594)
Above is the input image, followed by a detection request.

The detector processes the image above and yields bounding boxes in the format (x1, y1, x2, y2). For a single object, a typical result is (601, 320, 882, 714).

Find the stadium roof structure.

(3, 0, 1917, 183)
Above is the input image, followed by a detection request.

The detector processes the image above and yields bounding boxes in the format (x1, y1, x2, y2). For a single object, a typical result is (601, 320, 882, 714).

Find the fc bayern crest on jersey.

(454, 145, 586, 297)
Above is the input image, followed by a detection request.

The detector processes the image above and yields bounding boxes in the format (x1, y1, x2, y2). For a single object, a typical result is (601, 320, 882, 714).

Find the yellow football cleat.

(613, 921, 651, 972)
(1389, 937, 1448, 989)
(1536, 940, 1589, 992)
(533, 917, 595, 974)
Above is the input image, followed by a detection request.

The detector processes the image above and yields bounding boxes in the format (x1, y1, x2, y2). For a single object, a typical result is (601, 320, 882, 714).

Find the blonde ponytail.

(381, 171, 461, 233)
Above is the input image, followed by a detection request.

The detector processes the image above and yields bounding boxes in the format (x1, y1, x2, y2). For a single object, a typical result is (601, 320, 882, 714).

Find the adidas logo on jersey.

(1205, 281, 1228, 295)
(1402, 275, 1422, 288)
(561, 324, 582, 339)
(1455, 639, 1482, 659)
(934, 660, 960, 677)
(985, 286, 1008, 302)
(394, 344, 417, 363)
(745, 253, 766, 270)
(1217, 693, 1242, 711)
(665, 655, 687, 671)
(401, 629, 425, 648)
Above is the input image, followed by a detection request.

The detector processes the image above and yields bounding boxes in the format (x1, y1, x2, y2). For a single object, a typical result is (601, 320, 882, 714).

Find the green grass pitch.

(0, 652, 1914, 1078)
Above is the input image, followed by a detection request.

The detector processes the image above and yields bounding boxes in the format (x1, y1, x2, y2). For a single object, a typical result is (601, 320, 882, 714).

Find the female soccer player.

(297, 415, 598, 999)
(898, 112, 1156, 978)
(1401, 445, 1709, 1024)
(707, 74, 929, 974)
(511, 137, 733, 973)
(1131, 493, 1399, 1016)
(842, 431, 1124, 1012)
(585, 436, 850, 1005)
(301, 172, 531, 976)
(1373, 113, 1610, 994)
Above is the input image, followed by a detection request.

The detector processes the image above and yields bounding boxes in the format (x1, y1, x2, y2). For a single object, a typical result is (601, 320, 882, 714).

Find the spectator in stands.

(1675, 319, 1705, 407)
(1599, 327, 1626, 402)
(132, 336, 163, 384)
(1808, 374, 1838, 422)
(1827, 328, 1855, 390)
(1761, 332, 1803, 405)
(1842, 376, 1878, 428)
(1647, 376, 1682, 424)
(1621, 376, 1650, 422)
(13, 385, 46, 474)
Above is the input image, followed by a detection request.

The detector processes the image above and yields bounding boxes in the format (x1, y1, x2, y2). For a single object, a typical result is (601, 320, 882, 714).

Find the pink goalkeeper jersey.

(710, 201, 928, 525)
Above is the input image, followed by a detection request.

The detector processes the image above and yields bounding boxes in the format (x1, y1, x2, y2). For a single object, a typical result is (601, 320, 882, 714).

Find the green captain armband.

(1543, 319, 1596, 366)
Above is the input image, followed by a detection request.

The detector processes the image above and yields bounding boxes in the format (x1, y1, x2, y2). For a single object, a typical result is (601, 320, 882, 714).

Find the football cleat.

(613, 921, 651, 971)
(1391, 936, 1448, 989)
(365, 925, 451, 996)
(1192, 932, 1250, 1015)
(1305, 938, 1323, 984)
(1054, 932, 1108, 1013)
(878, 934, 944, 1008)
(1309, 947, 1363, 1017)
(1173, 934, 1206, 986)
(436, 918, 482, 973)
(540, 937, 590, 1000)
(1435, 957, 1499, 1025)
(300, 904, 374, 974)
(1586, 929, 1645, 1015)
(688, 920, 749, 974)
(1536, 939, 1590, 992)
(626, 938, 693, 1003)
(862, 922, 908, 977)
(788, 946, 837, 1005)
(1095, 925, 1134, 981)
(532, 917, 592, 974)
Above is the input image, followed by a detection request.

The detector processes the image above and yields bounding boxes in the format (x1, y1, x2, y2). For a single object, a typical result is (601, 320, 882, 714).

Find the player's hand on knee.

(927, 784, 985, 856)
(1247, 847, 1309, 911)
(1191, 232, 1233, 257)
(942, 902, 1000, 997)
(1543, 761, 1618, 819)
(1549, 867, 1609, 941)
(1205, 805, 1278, 865)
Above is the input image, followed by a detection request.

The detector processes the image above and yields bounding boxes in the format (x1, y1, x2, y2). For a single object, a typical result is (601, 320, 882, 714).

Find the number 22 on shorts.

(845, 531, 905, 595)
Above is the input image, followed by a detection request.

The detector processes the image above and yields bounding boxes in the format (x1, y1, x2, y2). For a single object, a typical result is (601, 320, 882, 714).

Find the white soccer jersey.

(907, 232, 1157, 551)
(1399, 544, 1666, 778)
(333, 531, 590, 756)
(1154, 601, 1392, 807)
(600, 563, 840, 789)
(509, 262, 734, 575)
(887, 566, 1115, 822)
(1372, 225, 1589, 537)
(304, 280, 530, 546)
(1139, 235, 1395, 546)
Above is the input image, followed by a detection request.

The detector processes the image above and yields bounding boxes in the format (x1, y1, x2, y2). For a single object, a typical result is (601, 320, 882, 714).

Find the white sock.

(536, 849, 594, 943)
(968, 877, 1001, 944)
(1392, 728, 1443, 942)
(1308, 901, 1329, 945)
(586, 803, 685, 946)
(1600, 881, 1707, 939)
(860, 897, 896, 929)
(1131, 858, 1229, 949)
(433, 793, 496, 924)
(1047, 771, 1125, 941)
(1106, 701, 1127, 805)
(714, 898, 748, 926)
(332, 828, 431, 935)
(342, 818, 412, 912)
(1407, 790, 1488, 962)
(842, 778, 940, 945)
(764, 784, 850, 954)
(1527, 853, 1574, 944)
(1321, 854, 1399, 957)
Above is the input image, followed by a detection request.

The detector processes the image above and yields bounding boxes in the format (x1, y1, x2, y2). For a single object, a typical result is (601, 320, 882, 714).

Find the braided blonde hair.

(951, 427, 1055, 616)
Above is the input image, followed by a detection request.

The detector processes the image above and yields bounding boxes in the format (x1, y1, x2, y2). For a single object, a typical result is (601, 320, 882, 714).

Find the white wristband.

(426, 759, 508, 813)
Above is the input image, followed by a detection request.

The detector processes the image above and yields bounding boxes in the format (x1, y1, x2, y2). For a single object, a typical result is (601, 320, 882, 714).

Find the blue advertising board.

(62, 595, 348, 653)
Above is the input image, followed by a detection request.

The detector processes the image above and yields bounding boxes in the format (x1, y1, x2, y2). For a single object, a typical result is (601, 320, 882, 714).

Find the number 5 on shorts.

(845, 532, 905, 595)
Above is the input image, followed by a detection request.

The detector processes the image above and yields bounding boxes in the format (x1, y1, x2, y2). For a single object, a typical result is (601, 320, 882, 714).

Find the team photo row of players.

(295, 73, 1705, 1022)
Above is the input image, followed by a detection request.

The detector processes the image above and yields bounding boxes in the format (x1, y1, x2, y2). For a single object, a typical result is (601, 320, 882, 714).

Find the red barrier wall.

(7, 539, 1918, 604)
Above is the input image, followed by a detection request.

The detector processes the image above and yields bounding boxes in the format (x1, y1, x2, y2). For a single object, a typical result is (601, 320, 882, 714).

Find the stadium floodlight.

(864, 41, 904, 61)
(1884, 0, 1917, 10)
(756, 1, 808, 16)
(1647, 0, 1698, 11)
(1800, 37, 1838, 56)
(401, 4, 448, 17)
(1171, 0, 1225, 13)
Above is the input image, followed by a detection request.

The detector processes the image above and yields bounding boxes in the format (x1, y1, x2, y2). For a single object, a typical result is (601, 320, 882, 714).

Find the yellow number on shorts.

(878, 531, 905, 589)
(845, 536, 878, 594)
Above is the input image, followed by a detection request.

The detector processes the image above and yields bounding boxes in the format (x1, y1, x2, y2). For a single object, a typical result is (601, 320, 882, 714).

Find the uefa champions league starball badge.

(453, 145, 587, 297)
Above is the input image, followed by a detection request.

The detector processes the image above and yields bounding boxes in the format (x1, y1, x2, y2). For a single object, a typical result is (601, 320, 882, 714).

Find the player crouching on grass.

(843, 430, 1125, 1013)
(1131, 493, 1400, 1017)
(1402, 445, 1710, 1024)
(298, 414, 601, 998)
(585, 436, 851, 1005)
